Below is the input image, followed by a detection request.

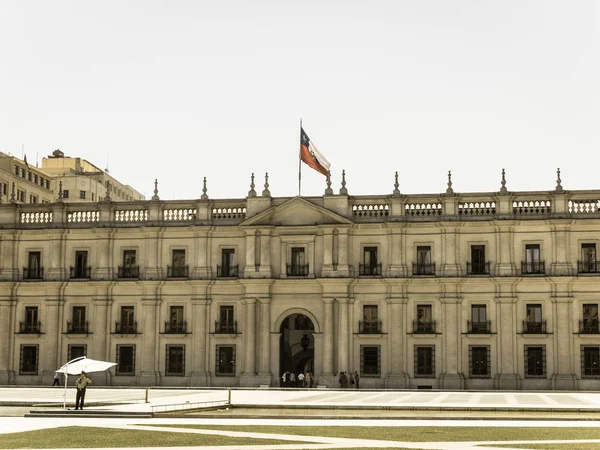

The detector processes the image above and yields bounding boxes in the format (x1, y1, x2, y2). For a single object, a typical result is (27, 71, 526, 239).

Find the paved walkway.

(1, 388, 600, 449)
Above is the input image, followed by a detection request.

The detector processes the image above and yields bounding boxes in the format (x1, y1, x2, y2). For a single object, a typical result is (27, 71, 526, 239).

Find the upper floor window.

(579, 243, 598, 273)
(168, 249, 188, 278)
(360, 247, 380, 276)
(63, 190, 69, 199)
(414, 304, 435, 333)
(469, 305, 489, 333)
(165, 345, 185, 376)
(218, 248, 237, 278)
(581, 304, 599, 334)
(524, 304, 545, 333)
(29, 195, 38, 204)
(24, 251, 42, 280)
(119, 250, 138, 278)
(80, 190, 86, 199)
(581, 345, 600, 378)
(287, 247, 308, 277)
(71, 251, 90, 279)
(468, 245, 489, 275)
(117, 306, 136, 334)
(20, 306, 40, 333)
(360, 305, 380, 334)
(216, 305, 236, 333)
(414, 246, 434, 275)
(166, 306, 186, 333)
(69, 306, 88, 334)
(522, 244, 544, 274)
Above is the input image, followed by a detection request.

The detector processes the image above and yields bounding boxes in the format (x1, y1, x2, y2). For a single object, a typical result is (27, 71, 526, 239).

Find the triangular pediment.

(240, 197, 353, 227)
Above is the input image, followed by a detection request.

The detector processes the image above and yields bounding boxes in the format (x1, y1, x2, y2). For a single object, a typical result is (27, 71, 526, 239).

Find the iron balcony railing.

(23, 267, 43, 280)
(286, 264, 309, 277)
(521, 261, 545, 275)
(468, 320, 491, 334)
(70, 266, 92, 279)
(578, 261, 600, 274)
(579, 320, 600, 334)
(115, 321, 138, 334)
(217, 264, 239, 278)
(167, 265, 189, 278)
(467, 261, 490, 275)
(67, 321, 89, 334)
(118, 265, 139, 279)
(522, 320, 546, 334)
(359, 263, 382, 276)
(413, 320, 436, 334)
(215, 321, 237, 334)
(359, 320, 382, 334)
(18, 321, 41, 334)
(413, 263, 435, 276)
(164, 321, 187, 334)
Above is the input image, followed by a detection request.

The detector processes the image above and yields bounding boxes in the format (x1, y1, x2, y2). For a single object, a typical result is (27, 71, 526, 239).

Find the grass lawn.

(151, 424, 600, 443)
(0, 426, 306, 449)
(490, 444, 600, 450)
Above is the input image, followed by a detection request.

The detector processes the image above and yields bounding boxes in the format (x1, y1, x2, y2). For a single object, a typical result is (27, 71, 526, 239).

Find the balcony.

(359, 320, 382, 334)
(286, 264, 309, 277)
(579, 320, 600, 334)
(18, 321, 41, 334)
(578, 261, 600, 274)
(23, 267, 43, 280)
(164, 321, 187, 334)
(66, 321, 90, 334)
(115, 321, 138, 334)
(118, 265, 139, 279)
(167, 265, 189, 278)
(215, 321, 237, 334)
(359, 263, 382, 276)
(467, 261, 490, 275)
(412, 263, 435, 276)
(521, 261, 545, 275)
(70, 266, 91, 279)
(217, 264, 239, 278)
(522, 320, 547, 334)
(468, 320, 491, 334)
(413, 320, 437, 334)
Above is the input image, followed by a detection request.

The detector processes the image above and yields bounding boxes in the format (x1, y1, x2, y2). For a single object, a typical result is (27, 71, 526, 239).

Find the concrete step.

(26, 409, 153, 418)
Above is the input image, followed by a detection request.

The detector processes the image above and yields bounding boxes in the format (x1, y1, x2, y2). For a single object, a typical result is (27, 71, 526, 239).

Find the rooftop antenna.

(105, 153, 110, 173)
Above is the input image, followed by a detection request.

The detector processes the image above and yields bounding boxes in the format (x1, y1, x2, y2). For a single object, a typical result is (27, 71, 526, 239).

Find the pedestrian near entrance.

(281, 371, 287, 387)
(52, 373, 60, 387)
(354, 371, 360, 389)
(74, 371, 92, 410)
(289, 371, 295, 387)
(298, 372, 305, 387)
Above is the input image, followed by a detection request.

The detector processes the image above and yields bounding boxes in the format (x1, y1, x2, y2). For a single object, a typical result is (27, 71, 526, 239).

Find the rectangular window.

(116, 345, 136, 375)
(216, 345, 236, 376)
(218, 248, 237, 277)
(415, 305, 434, 333)
(120, 250, 138, 278)
(169, 249, 187, 277)
(25, 251, 42, 279)
(525, 304, 544, 333)
(119, 306, 136, 333)
(580, 243, 598, 273)
(361, 247, 380, 275)
(123, 250, 136, 266)
(14, 165, 19, 175)
(91, 193, 94, 201)
(73, 250, 89, 278)
(582, 346, 600, 378)
(68, 344, 87, 361)
(360, 305, 380, 333)
(27, 172, 31, 181)
(218, 305, 235, 333)
(166, 345, 185, 376)
(414, 345, 435, 377)
(582, 304, 599, 333)
(63, 190, 69, 199)
(29, 195, 38, 204)
(469, 345, 490, 378)
(524, 244, 542, 274)
(22, 306, 39, 333)
(469, 245, 487, 274)
(168, 306, 185, 333)
(20, 345, 39, 375)
(21, 168, 25, 178)
(470, 305, 488, 333)
(17, 190, 25, 202)
(288, 247, 308, 276)
(33, 174, 38, 184)
(525, 345, 546, 378)
(80, 190, 86, 199)
(72, 306, 86, 330)
(360, 345, 381, 377)
(414, 246, 434, 275)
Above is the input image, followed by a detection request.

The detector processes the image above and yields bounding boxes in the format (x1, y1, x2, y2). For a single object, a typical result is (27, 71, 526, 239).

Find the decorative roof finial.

(262, 172, 270, 197)
(393, 171, 400, 195)
(104, 180, 112, 202)
(151, 178, 160, 201)
(556, 168, 563, 192)
(446, 170, 453, 194)
(324, 172, 333, 195)
(248, 173, 256, 197)
(339, 170, 348, 195)
(9, 182, 16, 204)
(499, 168, 507, 194)
(201, 177, 208, 200)
(57, 181, 64, 202)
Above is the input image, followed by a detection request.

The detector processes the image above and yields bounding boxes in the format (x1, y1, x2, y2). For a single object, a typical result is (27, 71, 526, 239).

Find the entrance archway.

(279, 313, 314, 384)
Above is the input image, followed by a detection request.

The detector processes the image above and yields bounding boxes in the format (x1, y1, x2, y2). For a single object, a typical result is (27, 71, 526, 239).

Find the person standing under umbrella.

(75, 371, 92, 410)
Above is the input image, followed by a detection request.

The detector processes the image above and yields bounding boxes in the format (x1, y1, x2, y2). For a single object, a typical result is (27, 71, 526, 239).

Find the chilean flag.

(300, 127, 330, 176)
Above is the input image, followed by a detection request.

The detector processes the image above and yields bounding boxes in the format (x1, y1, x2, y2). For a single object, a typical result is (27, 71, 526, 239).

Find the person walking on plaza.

(298, 372, 305, 387)
(289, 371, 295, 387)
(75, 371, 92, 410)
(354, 371, 360, 389)
(52, 373, 60, 387)
(281, 371, 287, 387)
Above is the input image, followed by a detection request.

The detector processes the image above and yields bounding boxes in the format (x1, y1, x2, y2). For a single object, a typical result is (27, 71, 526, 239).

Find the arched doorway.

(279, 313, 314, 384)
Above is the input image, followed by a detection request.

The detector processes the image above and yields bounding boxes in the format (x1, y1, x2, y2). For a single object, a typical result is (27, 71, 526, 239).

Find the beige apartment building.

(0, 152, 55, 204)
(0, 172, 599, 391)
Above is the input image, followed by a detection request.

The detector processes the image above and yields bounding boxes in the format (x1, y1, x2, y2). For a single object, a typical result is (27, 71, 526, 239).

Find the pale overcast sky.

(1, 1, 598, 200)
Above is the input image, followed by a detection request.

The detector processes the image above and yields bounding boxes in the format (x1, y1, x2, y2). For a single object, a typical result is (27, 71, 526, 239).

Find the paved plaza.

(1, 388, 600, 449)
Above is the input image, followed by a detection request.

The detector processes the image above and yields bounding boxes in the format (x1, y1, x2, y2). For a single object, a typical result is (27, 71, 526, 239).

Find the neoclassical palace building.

(1, 171, 599, 391)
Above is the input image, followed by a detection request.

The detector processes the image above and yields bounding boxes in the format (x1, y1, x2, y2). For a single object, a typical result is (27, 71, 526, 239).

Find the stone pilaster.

(192, 231, 211, 279)
(494, 225, 516, 276)
(190, 298, 208, 386)
(321, 298, 334, 382)
(240, 298, 257, 385)
(439, 297, 465, 389)
(257, 298, 272, 384)
(386, 297, 409, 388)
(138, 297, 160, 386)
(0, 299, 13, 383)
(550, 224, 572, 276)
(441, 226, 461, 277)
(337, 297, 349, 373)
(42, 298, 62, 384)
(551, 296, 576, 389)
(92, 297, 111, 385)
(494, 296, 519, 390)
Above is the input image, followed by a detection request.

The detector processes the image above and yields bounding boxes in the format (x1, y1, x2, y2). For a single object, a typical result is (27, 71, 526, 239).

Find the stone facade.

(1, 176, 599, 390)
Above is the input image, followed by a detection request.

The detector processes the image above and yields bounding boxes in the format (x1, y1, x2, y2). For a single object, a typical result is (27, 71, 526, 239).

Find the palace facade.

(1, 172, 599, 390)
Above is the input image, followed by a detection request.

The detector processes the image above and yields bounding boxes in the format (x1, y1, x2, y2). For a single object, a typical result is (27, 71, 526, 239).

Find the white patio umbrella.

(55, 356, 117, 409)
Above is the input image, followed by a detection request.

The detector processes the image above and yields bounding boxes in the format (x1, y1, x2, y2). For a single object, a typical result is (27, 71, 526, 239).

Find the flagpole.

(298, 118, 302, 197)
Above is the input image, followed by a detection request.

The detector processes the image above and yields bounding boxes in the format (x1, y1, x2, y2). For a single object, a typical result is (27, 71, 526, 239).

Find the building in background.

(0, 152, 54, 204)
(0, 170, 599, 391)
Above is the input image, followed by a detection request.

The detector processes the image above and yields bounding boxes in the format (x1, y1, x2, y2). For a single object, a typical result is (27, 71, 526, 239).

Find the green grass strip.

(489, 444, 600, 450)
(148, 425, 600, 443)
(0, 426, 306, 449)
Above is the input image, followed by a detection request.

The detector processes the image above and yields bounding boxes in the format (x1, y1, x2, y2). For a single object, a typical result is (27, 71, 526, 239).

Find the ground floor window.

(68, 344, 86, 362)
(166, 345, 185, 376)
(216, 345, 235, 376)
(360, 345, 381, 377)
(524, 345, 546, 378)
(582, 345, 600, 378)
(414, 345, 435, 378)
(20, 345, 39, 375)
(469, 345, 490, 378)
(116, 345, 136, 375)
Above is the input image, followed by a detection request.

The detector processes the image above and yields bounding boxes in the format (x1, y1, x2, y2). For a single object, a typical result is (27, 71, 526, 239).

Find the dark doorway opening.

(279, 313, 314, 384)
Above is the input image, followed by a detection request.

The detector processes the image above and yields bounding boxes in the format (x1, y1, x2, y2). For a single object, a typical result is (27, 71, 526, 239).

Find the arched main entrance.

(279, 313, 314, 384)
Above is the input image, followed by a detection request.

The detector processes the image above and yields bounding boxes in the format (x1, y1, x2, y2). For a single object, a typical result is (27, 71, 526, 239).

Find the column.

(552, 297, 576, 389)
(190, 298, 208, 386)
(386, 298, 408, 388)
(42, 299, 62, 384)
(551, 225, 572, 276)
(322, 298, 334, 380)
(439, 297, 464, 389)
(0, 299, 12, 383)
(495, 225, 516, 276)
(258, 298, 271, 377)
(337, 297, 349, 373)
(441, 226, 461, 277)
(495, 297, 519, 390)
(92, 297, 110, 385)
(244, 232, 255, 277)
(139, 298, 159, 385)
(241, 298, 256, 383)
